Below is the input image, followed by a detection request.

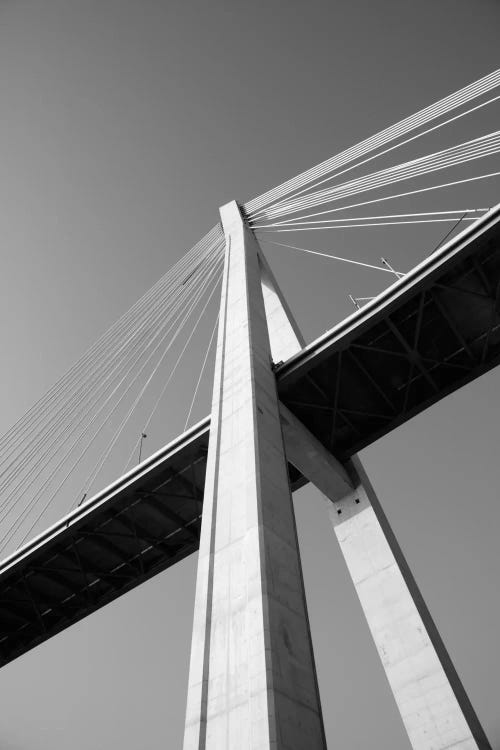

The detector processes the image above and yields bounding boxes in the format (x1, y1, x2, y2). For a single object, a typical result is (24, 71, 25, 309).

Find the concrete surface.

(183, 202, 326, 749)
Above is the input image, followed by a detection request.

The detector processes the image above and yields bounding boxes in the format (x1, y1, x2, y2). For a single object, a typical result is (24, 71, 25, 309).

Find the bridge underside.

(279, 204, 500, 460)
(0, 420, 306, 668)
(1, 205, 499, 669)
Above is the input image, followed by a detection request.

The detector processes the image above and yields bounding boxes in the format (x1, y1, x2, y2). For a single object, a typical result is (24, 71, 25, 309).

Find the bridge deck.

(1, 204, 499, 668)
(279, 203, 500, 460)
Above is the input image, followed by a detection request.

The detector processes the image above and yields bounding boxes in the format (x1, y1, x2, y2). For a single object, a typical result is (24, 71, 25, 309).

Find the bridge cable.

(256, 217, 483, 233)
(254, 171, 500, 227)
(0, 262, 221, 541)
(0, 226, 222, 457)
(183, 312, 220, 433)
(251, 132, 500, 221)
(0, 240, 219, 507)
(0, 243, 224, 547)
(71, 253, 223, 515)
(121, 273, 221, 474)
(0, 243, 222, 510)
(253, 209, 487, 231)
(0, 231, 219, 470)
(1, 249, 224, 551)
(258, 239, 405, 275)
(249, 93, 500, 220)
(0, 235, 213, 462)
(246, 67, 500, 215)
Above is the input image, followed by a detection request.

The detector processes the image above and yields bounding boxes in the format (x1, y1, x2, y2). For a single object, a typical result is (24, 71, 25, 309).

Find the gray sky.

(0, 1, 500, 748)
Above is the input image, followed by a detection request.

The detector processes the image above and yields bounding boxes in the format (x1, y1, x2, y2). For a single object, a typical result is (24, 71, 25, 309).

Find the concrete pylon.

(282, 410, 491, 750)
(330, 458, 491, 750)
(183, 201, 326, 749)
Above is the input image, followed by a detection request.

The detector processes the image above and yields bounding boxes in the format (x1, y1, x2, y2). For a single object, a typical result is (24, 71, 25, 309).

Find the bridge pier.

(283, 410, 491, 750)
(183, 201, 326, 749)
(329, 457, 491, 750)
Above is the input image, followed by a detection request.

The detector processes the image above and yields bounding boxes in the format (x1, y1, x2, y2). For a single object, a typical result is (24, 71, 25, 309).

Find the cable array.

(249, 131, 500, 224)
(0, 226, 224, 553)
(243, 68, 500, 307)
(255, 209, 487, 232)
(245, 68, 500, 215)
(183, 313, 219, 432)
(251, 171, 500, 228)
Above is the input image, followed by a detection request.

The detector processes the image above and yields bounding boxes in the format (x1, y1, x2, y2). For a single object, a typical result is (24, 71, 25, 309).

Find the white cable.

(74, 254, 224, 509)
(2, 252, 224, 552)
(0, 248, 224, 538)
(256, 217, 479, 232)
(252, 209, 487, 228)
(261, 239, 404, 274)
(250, 93, 500, 216)
(124, 282, 222, 472)
(0, 239, 220, 507)
(183, 312, 219, 432)
(245, 68, 500, 214)
(0, 232, 214, 469)
(258, 132, 500, 219)
(0, 225, 222, 456)
(253, 171, 500, 226)
(259, 134, 500, 218)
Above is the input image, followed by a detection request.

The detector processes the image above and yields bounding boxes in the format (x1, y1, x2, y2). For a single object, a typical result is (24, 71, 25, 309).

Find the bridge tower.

(183, 201, 491, 750)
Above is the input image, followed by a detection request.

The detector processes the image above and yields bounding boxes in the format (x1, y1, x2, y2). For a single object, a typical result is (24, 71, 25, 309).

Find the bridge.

(1, 68, 500, 749)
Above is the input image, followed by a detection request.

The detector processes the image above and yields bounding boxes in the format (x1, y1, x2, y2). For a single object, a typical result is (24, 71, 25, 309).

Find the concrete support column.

(328, 457, 491, 749)
(183, 202, 326, 750)
(281, 408, 490, 748)
(283, 402, 490, 748)
(281, 394, 491, 750)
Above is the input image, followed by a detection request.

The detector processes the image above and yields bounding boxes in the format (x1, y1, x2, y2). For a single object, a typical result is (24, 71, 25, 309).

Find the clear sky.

(0, 1, 499, 748)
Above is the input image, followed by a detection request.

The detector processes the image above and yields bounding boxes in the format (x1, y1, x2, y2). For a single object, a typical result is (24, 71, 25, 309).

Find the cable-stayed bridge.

(1, 69, 500, 750)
